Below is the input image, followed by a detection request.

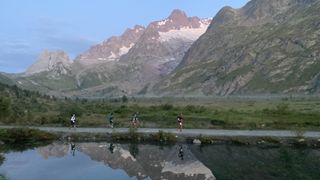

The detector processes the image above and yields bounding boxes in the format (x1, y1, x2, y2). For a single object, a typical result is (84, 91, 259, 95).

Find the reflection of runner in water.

(129, 143, 139, 158)
(109, 143, 115, 153)
(178, 145, 184, 160)
(70, 142, 76, 156)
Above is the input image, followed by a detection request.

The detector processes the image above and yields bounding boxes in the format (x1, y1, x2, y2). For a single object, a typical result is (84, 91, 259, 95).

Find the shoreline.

(1, 126, 320, 138)
(1, 126, 320, 147)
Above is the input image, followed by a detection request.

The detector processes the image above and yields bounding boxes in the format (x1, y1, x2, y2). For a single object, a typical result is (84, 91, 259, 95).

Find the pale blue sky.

(0, 0, 249, 73)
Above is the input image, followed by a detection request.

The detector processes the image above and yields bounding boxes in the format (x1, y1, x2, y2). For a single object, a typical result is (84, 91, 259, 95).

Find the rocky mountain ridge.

(25, 50, 72, 76)
(11, 9, 211, 97)
(153, 0, 320, 96)
(4, 0, 320, 97)
(75, 25, 146, 66)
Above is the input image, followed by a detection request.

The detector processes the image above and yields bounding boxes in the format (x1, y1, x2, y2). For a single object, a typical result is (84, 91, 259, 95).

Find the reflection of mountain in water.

(37, 142, 215, 180)
(37, 142, 69, 159)
(190, 145, 320, 180)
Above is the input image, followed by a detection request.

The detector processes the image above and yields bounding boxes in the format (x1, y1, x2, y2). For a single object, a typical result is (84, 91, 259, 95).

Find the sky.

(0, 0, 249, 73)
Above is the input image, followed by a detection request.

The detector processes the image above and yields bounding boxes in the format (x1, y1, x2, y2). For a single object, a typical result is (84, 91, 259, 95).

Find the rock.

(154, 0, 320, 96)
(193, 139, 201, 144)
(26, 50, 72, 75)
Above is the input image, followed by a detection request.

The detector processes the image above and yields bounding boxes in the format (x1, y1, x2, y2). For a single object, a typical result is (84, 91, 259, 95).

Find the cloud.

(1, 40, 33, 53)
(0, 40, 38, 73)
(44, 35, 96, 57)
(0, 17, 98, 73)
(0, 52, 37, 73)
(33, 17, 72, 35)
(31, 17, 97, 57)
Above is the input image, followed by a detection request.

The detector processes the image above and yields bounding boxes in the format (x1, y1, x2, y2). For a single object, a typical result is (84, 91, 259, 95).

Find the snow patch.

(119, 148, 136, 161)
(158, 19, 168, 26)
(108, 51, 117, 59)
(135, 28, 144, 33)
(30, 80, 39, 86)
(119, 43, 134, 56)
(161, 161, 215, 180)
(159, 22, 209, 42)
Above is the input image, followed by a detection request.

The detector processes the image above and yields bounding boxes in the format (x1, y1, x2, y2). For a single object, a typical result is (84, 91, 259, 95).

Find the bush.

(111, 128, 142, 142)
(59, 104, 83, 118)
(0, 128, 57, 144)
(210, 119, 226, 126)
(185, 105, 206, 113)
(150, 131, 176, 142)
(122, 95, 128, 103)
(0, 97, 11, 120)
(276, 103, 290, 114)
(161, 103, 174, 111)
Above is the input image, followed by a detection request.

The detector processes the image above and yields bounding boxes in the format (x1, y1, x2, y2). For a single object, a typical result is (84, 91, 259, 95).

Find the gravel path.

(1, 126, 320, 138)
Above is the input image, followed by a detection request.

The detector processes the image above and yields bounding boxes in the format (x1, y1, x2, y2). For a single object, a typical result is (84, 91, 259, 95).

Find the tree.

(0, 96, 11, 119)
(122, 95, 128, 103)
(59, 104, 83, 118)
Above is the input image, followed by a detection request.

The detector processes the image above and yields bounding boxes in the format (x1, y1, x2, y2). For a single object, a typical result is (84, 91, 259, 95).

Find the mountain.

(100, 9, 211, 95)
(121, 9, 210, 76)
(0, 73, 15, 86)
(11, 50, 78, 94)
(75, 25, 146, 66)
(153, 0, 320, 96)
(10, 9, 211, 97)
(26, 50, 72, 76)
(37, 142, 215, 180)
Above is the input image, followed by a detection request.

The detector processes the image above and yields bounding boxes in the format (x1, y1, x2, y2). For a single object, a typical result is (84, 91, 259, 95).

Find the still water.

(0, 142, 319, 180)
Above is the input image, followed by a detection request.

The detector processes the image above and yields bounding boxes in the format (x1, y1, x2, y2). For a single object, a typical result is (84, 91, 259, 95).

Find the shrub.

(150, 131, 176, 142)
(185, 105, 206, 113)
(0, 97, 11, 120)
(210, 119, 226, 126)
(161, 103, 174, 111)
(59, 104, 83, 118)
(275, 103, 290, 115)
(0, 128, 57, 144)
(122, 95, 128, 103)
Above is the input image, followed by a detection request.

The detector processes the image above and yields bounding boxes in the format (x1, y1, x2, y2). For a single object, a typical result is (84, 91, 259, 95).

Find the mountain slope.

(13, 9, 211, 98)
(12, 50, 78, 95)
(69, 10, 211, 97)
(26, 50, 72, 76)
(0, 73, 15, 86)
(154, 0, 320, 96)
(110, 9, 211, 95)
(74, 25, 146, 67)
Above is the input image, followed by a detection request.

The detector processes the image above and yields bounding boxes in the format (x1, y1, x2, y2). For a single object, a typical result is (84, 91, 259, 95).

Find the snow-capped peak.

(168, 9, 188, 21)
(157, 15, 212, 42)
(75, 25, 146, 65)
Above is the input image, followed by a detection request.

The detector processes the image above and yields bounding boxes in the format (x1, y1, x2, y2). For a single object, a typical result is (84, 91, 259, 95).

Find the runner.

(131, 112, 139, 128)
(70, 114, 76, 129)
(177, 113, 184, 132)
(108, 112, 114, 128)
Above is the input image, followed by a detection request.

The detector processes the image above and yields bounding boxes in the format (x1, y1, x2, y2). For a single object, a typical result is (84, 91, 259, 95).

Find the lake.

(0, 142, 319, 180)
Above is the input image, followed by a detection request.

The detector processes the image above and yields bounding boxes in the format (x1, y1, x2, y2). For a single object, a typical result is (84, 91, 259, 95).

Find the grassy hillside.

(154, 0, 320, 95)
(1, 82, 320, 130)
